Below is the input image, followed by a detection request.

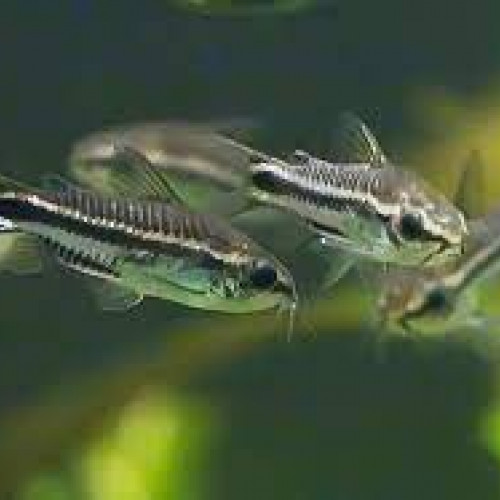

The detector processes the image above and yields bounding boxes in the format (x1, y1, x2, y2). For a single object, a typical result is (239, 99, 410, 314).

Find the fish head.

(389, 171, 468, 266)
(377, 268, 471, 334)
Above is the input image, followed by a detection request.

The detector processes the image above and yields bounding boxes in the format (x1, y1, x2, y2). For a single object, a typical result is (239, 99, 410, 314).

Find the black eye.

(399, 213, 425, 240)
(250, 264, 277, 289)
(424, 288, 448, 313)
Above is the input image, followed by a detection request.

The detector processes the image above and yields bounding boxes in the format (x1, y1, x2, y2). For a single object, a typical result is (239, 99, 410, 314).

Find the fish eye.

(250, 263, 278, 289)
(399, 213, 425, 240)
(423, 288, 448, 313)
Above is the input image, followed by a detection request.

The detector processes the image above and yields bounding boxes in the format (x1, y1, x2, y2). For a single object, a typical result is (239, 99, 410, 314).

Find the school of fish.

(2, 113, 499, 336)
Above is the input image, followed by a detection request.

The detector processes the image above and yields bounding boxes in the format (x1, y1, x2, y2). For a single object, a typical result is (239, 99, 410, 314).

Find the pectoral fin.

(0, 233, 42, 275)
(320, 250, 356, 291)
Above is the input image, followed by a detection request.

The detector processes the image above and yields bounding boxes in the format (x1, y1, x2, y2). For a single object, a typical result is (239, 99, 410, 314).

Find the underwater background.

(2, 0, 500, 498)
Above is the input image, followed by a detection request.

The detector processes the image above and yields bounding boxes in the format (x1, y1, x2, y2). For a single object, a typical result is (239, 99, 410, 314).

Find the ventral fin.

(0, 233, 42, 275)
(454, 149, 487, 218)
(87, 278, 143, 311)
(331, 112, 389, 168)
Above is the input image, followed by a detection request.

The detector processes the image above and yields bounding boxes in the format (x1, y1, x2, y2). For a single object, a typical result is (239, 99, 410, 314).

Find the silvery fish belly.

(248, 114, 467, 267)
(0, 172, 296, 316)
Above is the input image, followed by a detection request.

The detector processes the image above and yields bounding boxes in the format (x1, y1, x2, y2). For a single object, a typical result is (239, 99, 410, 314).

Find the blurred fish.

(68, 119, 266, 212)
(0, 148, 297, 320)
(377, 151, 500, 334)
(68, 119, 315, 271)
(247, 113, 468, 269)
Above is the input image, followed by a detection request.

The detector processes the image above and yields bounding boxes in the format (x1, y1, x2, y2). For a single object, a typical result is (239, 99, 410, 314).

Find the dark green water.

(2, 1, 500, 498)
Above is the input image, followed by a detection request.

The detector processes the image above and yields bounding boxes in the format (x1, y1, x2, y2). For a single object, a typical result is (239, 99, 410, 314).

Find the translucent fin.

(0, 172, 35, 193)
(88, 279, 143, 311)
(76, 144, 186, 205)
(320, 250, 356, 292)
(232, 207, 311, 256)
(331, 112, 389, 167)
(454, 149, 487, 218)
(353, 260, 390, 304)
(41, 173, 80, 193)
(0, 233, 42, 275)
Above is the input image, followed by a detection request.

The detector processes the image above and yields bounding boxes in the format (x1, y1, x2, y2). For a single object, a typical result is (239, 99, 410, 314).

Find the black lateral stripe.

(251, 169, 378, 219)
(0, 195, 230, 270)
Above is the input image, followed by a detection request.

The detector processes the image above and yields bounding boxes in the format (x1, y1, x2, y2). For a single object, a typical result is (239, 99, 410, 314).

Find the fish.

(0, 149, 297, 322)
(246, 114, 468, 268)
(68, 115, 468, 289)
(67, 120, 316, 266)
(68, 119, 267, 211)
(377, 151, 500, 334)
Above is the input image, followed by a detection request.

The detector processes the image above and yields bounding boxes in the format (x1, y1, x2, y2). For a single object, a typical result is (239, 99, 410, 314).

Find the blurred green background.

(2, 1, 500, 498)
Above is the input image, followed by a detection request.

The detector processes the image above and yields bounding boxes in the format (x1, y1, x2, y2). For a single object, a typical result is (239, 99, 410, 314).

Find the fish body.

(67, 114, 468, 268)
(0, 181, 296, 315)
(249, 150, 467, 267)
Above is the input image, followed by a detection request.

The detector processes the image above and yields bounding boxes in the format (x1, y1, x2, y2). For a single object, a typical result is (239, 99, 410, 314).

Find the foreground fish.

(377, 152, 500, 334)
(0, 151, 297, 318)
(247, 114, 468, 268)
(67, 120, 317, 263)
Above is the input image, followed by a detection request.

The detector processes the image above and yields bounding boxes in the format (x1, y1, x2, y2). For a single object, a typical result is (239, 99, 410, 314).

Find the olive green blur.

(2, 1, 500, 499)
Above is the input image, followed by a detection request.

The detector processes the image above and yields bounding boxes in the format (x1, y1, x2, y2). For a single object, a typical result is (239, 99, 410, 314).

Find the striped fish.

(377, 151, 499, 334)
(67, 114, 468, 272)
(248, 114, 468, 268)
(0, 154, 297, 319)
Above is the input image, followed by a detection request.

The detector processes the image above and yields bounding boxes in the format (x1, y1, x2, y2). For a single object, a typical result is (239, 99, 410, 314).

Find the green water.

(2, 1, 500, 498)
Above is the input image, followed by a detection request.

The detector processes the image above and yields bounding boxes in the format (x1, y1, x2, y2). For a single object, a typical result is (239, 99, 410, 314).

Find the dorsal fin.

(65, 143, 186, 205)
(331, 112, 389, 168)
(454, 149, 487, 218)
(98, 144, 186, 205)
(286, 149, 315, 166)
(41, 173, 81, 193)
